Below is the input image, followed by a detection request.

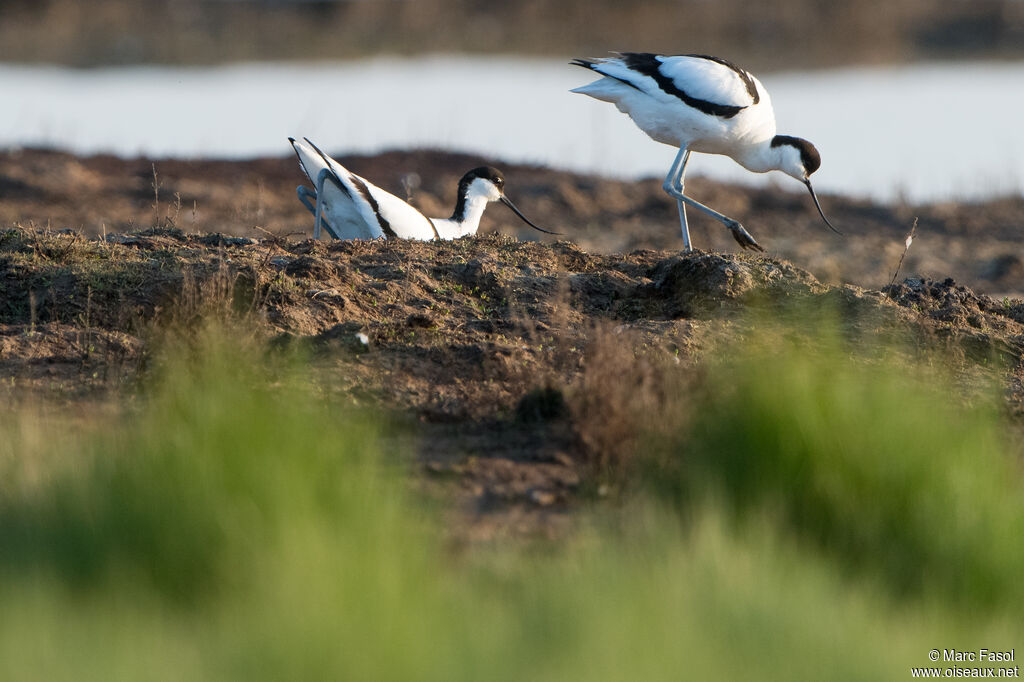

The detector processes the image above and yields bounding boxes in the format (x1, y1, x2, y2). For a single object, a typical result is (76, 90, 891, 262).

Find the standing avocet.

(289, 138, 556, 241)
(571, 52, 840, 252)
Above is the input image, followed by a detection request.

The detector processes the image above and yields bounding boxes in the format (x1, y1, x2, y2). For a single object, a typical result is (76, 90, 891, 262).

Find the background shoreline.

(2, 147, 1021, 298)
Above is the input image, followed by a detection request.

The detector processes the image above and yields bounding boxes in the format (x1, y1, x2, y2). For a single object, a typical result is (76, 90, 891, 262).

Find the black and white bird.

(289, 137, 555, 240)
(571, 52, 840, 251)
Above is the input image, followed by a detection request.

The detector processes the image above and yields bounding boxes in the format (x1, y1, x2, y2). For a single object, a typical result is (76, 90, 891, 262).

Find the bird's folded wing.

(294, 138, 437, 240)
(302, 138, 387, 239)
(648, 54, 760, 109)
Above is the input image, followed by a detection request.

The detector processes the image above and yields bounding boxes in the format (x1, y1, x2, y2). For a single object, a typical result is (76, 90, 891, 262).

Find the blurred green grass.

(0, 322, 1021, 680)
(644, 326, 1024, 612)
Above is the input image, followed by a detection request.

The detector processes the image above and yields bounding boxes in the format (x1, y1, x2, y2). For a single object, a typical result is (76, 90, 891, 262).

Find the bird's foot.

(726, 220, 765, 252)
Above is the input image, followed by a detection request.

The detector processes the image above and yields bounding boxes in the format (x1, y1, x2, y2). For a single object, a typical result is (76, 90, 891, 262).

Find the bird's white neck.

(433, 194, 489, 239)
(734, 136, 809, 183)
(734, 141, 784, 174)
(457, 194, 490, 231)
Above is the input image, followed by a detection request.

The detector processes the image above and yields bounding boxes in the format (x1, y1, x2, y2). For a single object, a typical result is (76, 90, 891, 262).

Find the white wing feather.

(583, 54, 758, 109)
(654, 56, 758, 108)
(356, 180, 436, 240)
(291, 138, 329, 186)
(293, 139, 383, 239)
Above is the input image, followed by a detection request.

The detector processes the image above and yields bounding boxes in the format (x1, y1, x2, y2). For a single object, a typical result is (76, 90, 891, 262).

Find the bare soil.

(4, 146, 1023, 298)
(2, 148, 1023, 541)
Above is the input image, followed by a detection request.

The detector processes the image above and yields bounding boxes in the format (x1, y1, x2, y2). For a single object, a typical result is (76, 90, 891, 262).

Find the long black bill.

(804, 179, 843, 235)
(500, 195, 562, 235)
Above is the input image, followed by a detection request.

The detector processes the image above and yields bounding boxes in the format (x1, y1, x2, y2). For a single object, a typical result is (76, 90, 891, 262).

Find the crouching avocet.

(289, 138, 557, 240)
(571, 53, 841, 252)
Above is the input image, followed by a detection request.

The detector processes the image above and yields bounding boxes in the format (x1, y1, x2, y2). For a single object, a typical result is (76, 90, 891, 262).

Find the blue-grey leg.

(662, 147, 692, 250)
(314, 169, 332, 240)
(297, 185, 317, 215)
(662, 147, 765, 252)
(297, 185, 337, 239)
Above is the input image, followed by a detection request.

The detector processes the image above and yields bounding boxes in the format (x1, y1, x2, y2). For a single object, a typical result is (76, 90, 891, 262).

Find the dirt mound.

(4, 225, 1021, 413)
(887, 276, 1024, 329)
(2, 225, 1023, 538)
(3, 147, 1023, 299)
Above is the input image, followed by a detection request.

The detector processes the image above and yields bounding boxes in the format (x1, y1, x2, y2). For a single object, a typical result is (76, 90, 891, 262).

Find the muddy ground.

(2, 148, 1023, 540)
(3, 146, 1023, 299)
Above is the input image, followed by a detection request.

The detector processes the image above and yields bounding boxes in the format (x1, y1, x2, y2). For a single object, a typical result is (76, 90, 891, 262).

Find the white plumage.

(572, 52, 839, 251)
(289, 138, 554, 241)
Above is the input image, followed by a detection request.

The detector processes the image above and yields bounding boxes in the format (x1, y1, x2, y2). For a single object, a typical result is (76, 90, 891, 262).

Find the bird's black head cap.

(452, 166, 505, 221)
(770, 136, 841, 235)
(771, 135, 821, 175)
(459, 166, 505, 191)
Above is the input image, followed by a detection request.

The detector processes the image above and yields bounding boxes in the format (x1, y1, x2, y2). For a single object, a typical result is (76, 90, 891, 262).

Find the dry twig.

(889, 217, 918, 289)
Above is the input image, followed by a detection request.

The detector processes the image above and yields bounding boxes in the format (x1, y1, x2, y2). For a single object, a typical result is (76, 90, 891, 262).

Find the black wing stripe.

(620, 52, 746, 119)
(349, 174, 397, 238)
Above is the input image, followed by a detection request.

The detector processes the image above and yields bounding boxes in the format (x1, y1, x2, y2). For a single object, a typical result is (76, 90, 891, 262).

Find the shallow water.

(2, 56, 1022, 202)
